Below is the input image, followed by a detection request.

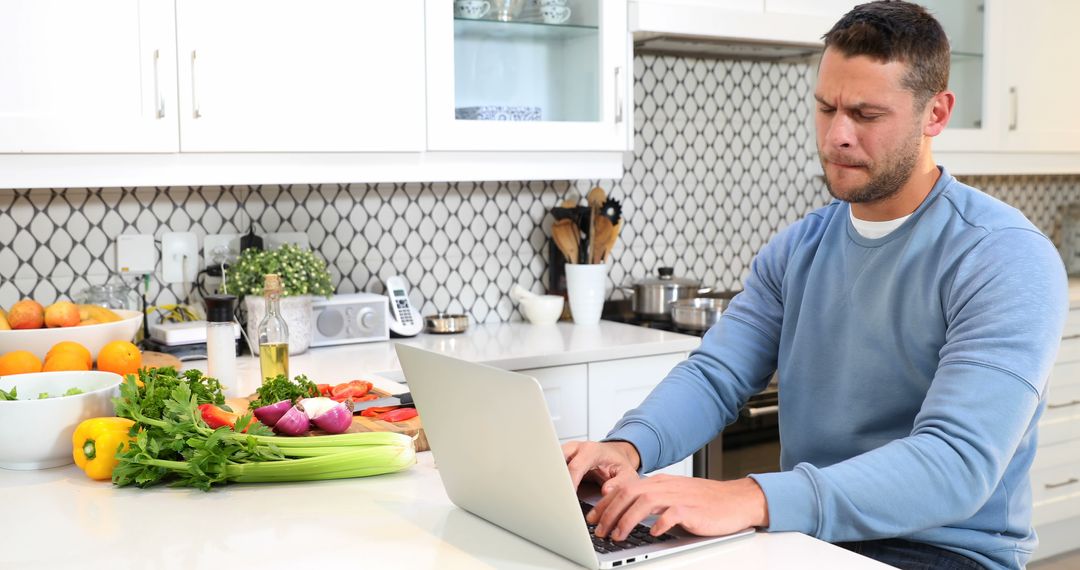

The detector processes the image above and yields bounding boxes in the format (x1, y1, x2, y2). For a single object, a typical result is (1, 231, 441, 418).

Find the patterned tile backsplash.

(2, 53, 1079, 323)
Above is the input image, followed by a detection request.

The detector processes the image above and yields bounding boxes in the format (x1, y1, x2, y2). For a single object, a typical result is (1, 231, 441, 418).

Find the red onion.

(273, 405, 311, 436)
(303, 398, 353, 434)
(252, 399, 293, 427)
(298, 397, 339, 420)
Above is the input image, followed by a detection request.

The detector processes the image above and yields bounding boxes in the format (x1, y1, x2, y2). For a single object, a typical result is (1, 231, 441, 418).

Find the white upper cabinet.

(1000, 0, 1080, 153)
(425, 0, 632, 152)
(925, 0, 1080, 167)
(176, 0, 425, 152)
(630, 0, 853, 45)
(0, 0, 178, 153)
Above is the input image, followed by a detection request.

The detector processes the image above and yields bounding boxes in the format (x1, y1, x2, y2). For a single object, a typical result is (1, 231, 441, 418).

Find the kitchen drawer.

(1040, 384, 1080, 446)
(517, 364, 587, 441)
(1048, 358, 1080, 390)
(1054, 337, 1080, 370)
(1031, 442, 1080, 525)
(1063, 309, 1080, 338)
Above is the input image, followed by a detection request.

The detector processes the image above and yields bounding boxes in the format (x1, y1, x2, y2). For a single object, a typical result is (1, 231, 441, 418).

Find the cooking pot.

(621, 267, 711, 320)
(670, 292, 736, 332)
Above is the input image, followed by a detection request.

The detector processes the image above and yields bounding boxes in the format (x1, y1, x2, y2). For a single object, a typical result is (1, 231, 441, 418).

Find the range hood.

(630, 0, 837, 61)
(634, 33, 820, 61)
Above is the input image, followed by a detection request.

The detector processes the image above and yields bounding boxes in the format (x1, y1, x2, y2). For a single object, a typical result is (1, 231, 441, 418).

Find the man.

(562, 2, 1068, 569)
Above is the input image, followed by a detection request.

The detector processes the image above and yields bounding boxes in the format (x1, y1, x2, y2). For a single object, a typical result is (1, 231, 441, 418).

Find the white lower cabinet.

(517, 364, 589, 441)
(587, 353, 693, 477)
(516, 352, 693, 478)
(1031, 312, 1080, 561)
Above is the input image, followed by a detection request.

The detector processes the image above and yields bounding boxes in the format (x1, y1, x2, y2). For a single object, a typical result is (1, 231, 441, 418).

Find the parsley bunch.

(248, 374, 320, 409)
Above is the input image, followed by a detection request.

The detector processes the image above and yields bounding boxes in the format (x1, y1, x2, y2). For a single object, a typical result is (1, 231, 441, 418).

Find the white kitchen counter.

(0, 320, 888, 568)
(189, 320, 704, 396)
(0, 452, 889, 570)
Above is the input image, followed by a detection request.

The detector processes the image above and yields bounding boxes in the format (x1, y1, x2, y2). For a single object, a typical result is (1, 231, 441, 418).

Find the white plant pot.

(243, 295, 313, 356)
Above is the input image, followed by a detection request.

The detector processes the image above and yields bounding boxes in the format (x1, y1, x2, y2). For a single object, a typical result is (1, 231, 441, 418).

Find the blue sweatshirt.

(606, 168, 1068, 570)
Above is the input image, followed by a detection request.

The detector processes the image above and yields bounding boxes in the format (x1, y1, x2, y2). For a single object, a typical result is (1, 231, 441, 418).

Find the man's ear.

(923, 90, 955, 137)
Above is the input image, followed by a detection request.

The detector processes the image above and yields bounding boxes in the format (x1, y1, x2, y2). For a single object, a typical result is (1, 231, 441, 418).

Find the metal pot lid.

(635, 267, 700, 287)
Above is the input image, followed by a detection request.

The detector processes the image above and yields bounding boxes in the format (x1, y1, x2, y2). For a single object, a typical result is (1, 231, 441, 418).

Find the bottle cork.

(263, 273, 283, 295)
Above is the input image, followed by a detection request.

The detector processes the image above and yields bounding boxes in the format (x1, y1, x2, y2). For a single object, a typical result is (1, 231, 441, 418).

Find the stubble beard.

(821, 129, 922, 204)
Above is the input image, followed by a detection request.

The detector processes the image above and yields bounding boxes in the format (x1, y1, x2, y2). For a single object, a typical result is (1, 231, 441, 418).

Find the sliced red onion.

(252, 399, 293, 427)
(309, 400, 353, 434)
(273, 405, 311, 436)
(298, 397, 339, 420)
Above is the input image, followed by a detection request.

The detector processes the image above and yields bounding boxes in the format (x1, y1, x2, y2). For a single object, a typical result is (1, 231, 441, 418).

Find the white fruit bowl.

(0, 309, 141, 361)
(0, 370, 124, 470)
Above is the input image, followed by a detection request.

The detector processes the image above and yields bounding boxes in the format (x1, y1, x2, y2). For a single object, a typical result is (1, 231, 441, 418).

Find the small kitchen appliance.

(310, 293, 390, 347)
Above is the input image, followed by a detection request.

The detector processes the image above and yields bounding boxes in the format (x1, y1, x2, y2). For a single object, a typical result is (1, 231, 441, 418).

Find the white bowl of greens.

(0, 371, 123, 470)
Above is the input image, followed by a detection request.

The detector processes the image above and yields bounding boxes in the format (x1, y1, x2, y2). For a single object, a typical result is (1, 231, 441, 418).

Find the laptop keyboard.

(579, 501, 677, 554)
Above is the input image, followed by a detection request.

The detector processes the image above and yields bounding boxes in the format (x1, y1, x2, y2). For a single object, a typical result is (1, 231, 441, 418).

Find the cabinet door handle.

(153, 49, 164, 119)
(614, 66, 624, 124)
(1048, 399, 1080, 410)
(743, 404, 779, 418)
(191, 50, 202, 119)
(1045, 477, 1079, 490)
(1008, 86, 1018, 131)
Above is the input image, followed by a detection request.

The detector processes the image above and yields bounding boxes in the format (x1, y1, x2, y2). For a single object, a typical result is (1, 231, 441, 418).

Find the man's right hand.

(563, 440, 642, 490)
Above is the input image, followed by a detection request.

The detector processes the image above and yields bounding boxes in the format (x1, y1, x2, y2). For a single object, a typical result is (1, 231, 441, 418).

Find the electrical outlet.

(265, 232, 310, 250)
(162, 232, 199, 284)
(203, 233, 241, 267)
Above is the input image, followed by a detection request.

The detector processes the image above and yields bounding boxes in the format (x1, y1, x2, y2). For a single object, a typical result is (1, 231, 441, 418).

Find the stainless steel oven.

(693, 382, 781, 480)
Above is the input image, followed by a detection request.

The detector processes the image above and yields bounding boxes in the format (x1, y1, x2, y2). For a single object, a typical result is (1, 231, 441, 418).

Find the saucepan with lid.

(670, 291, 738, 332)
(620, 267, 712, 320)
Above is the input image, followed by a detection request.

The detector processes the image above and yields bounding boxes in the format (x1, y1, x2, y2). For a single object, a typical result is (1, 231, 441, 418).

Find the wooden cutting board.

(226, 388, 428, 452)
(141, 351, 183, 371)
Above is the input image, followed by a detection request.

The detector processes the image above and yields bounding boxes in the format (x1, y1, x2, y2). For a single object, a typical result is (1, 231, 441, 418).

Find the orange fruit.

(46, 341, 93, 369)
(96, 340, 142, 377)
(0, 350, 44, 375)
(43, 352, 91, 372)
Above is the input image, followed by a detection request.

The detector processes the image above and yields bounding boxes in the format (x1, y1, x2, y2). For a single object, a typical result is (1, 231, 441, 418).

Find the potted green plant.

(223, 243, 333, 355)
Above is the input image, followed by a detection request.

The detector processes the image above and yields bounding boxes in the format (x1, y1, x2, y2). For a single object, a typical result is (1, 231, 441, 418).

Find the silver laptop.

(395, 344, 754, 569)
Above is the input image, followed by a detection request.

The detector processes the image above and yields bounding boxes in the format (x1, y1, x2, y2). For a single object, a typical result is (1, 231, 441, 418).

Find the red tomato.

(331, 380, 372, 400)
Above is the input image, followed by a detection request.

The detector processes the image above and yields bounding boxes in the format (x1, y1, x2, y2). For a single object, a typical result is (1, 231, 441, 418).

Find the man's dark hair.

(823, 1, 950, 109)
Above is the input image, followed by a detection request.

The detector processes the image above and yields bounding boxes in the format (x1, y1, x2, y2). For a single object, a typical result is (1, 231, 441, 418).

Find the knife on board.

(351, 392, 414, 412)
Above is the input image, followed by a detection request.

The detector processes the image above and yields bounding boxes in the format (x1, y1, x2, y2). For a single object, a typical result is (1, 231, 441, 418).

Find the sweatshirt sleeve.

(751, 228, 1068, 540)
(604, 215, 815, 473)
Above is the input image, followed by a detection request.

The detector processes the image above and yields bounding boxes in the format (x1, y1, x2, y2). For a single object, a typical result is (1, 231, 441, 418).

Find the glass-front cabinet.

(916, 0, 1000, 152)
(425, 0, 631, 151)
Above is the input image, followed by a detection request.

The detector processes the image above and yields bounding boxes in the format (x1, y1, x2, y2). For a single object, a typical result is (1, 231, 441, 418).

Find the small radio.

(310, 293, 390, 347)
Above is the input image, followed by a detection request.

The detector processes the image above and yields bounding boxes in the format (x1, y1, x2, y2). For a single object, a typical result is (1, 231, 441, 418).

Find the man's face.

(814, 48, 926, 204)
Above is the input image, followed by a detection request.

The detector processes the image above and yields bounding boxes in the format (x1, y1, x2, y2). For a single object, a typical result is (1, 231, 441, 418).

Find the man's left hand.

(588, 474, 770, 541)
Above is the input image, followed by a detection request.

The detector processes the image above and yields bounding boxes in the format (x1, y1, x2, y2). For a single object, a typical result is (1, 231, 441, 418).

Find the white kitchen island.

(1, 453, 890, 570)
(0, 321, 889, 569)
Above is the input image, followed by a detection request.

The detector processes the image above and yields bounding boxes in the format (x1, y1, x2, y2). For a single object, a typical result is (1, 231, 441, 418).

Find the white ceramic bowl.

(520, 295, 565, 325)
(0, 370, 124, 470)
(0, 309, 141, 361)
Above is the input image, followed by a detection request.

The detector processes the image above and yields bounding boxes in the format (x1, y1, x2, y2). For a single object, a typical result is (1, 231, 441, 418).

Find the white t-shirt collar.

(849, 208, 912, 239)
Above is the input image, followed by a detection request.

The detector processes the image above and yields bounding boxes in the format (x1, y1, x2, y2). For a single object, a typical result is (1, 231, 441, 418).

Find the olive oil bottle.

(257, 274, 289, 382)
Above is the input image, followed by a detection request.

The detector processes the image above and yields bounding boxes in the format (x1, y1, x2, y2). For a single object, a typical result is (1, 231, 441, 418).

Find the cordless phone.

(385, 275, 423, 337)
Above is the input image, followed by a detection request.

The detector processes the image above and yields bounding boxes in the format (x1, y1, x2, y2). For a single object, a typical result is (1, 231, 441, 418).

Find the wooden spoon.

(592, 216, 614, 264)
(552, 219, 580, 264)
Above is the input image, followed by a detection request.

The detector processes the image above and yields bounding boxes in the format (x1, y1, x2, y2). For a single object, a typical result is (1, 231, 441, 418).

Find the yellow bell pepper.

(72, 417, 135, 480)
